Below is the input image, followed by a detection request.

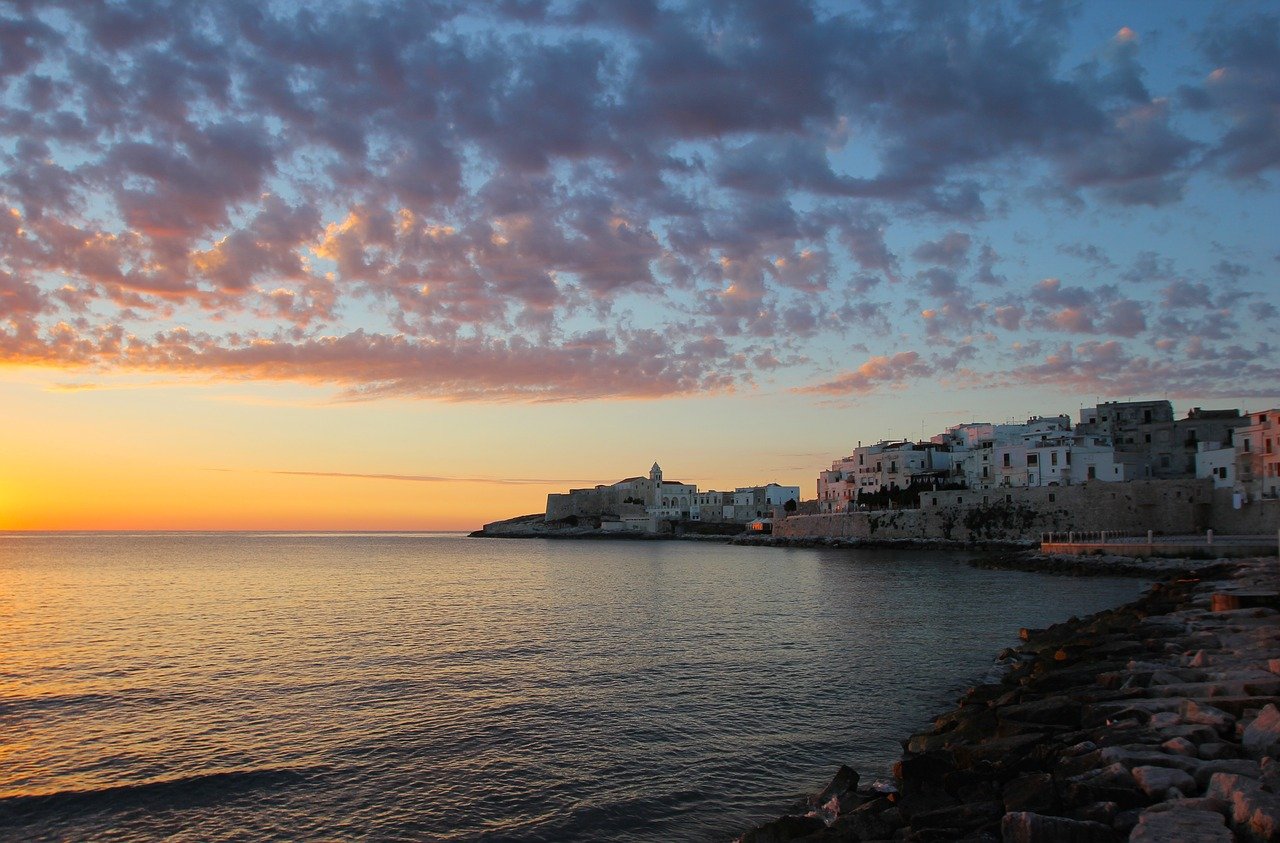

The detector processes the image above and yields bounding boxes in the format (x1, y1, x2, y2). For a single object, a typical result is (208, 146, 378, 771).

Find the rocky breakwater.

(739, 557, 1280, 842)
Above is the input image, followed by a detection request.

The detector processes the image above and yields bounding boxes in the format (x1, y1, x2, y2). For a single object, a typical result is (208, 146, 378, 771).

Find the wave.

(0, 767, 325, 826)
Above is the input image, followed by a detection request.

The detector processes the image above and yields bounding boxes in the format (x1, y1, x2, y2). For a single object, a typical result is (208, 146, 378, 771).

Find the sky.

(0, 0, 1277, 530)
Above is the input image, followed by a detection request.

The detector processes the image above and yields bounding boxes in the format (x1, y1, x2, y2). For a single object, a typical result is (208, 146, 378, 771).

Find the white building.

(646, 463, 696, 519)
(1195, 442, 1236, 489)
(817, 440, 954, 512)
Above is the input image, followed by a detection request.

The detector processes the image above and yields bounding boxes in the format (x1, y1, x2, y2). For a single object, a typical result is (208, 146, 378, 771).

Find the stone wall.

(774, 478, 1279, 543)
(545, 488, 611, 521)
(1209, 491, 1280, 535)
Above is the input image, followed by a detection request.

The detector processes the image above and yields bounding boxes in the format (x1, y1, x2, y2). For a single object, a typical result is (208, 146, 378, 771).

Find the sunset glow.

(1, 1, 1277, 530)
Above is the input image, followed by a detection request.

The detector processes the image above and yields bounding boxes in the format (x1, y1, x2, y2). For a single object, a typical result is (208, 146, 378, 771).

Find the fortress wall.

(775, 479, 1270, 543)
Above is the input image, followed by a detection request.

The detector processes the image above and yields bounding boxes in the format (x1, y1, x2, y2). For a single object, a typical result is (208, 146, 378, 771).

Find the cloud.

(0, 1, 1273, 404)
(912, 232, 972, 268)
(1187, 14, 1280, 178)
(794, 350, 932, 396)
(265, 470, 567, 485)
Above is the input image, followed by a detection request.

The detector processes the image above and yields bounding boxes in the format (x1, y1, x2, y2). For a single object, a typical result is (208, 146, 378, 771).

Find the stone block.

(1128, 804, 1232, 842)
(740, 813, 826, 843)
(1000, 811, 1119, 842)
(1162, 736, 1198, 756)
(1180, 699, 1237, 733)
(1206, 772, 1280, 842)
(1244, 704, 1280, 760)
(1131, 765, 1197, 798)
(1199, 742, 1239, 760)
(1002, 772, 1057, 814)
(1194, 759, 1264, 789)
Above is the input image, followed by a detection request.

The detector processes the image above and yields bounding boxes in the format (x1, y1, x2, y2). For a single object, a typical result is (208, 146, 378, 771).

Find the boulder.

(1062, 762, 1143, 809)
(1180, 700, 1237, 734)
(1206, 772, 1280, 842)
(826, 796, 898, 840)
(1161, 737, 1198, 757)
(1193, 758, 1264, 789)
(999, 696, 1083, 727)
(739, 814, 826, 843)
(1130, 765, 1197, 799)
(909, 799, 1003, 832)
(1199, 742, 1239, 761)
(1129, 804, 1232, 842)
(1000, 811, 1119, 842)
(811, 764, 860, 811)
(1068, 801, 1118, 826)
(1244, 705, 1280, 760)
(1002, 772, 1058, 814)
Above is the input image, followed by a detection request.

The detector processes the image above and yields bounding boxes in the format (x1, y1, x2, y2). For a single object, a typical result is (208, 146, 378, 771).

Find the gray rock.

(1161, 736, 1198, 757)
(1131, 765, 1197, 799)
(812, 764, 860, 810)
(1244, 704, 1280, 760)
(1000, 811, 1118, 842)
(1068, 802, 1118, 826)
(1199, 742, 1239, 760)
(1194, 758, 1264, 788)
(1002, 773, 1057, 814)
(1206, 772, 1280, 842)
(1180, 700, 1237, 734)
(739, 813, 826, 843)
(1063, 763, 1143, 809)
(1128, 804, 1232, 842)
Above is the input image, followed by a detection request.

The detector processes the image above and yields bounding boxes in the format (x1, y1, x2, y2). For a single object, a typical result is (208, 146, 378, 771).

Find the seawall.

(777, 481, 1279, 543)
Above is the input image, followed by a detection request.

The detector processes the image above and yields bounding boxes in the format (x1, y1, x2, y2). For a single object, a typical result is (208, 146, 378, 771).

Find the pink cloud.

(793, 351, 931, 396)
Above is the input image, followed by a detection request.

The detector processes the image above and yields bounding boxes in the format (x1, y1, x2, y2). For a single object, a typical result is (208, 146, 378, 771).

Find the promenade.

(1042, 532, 1280, 559)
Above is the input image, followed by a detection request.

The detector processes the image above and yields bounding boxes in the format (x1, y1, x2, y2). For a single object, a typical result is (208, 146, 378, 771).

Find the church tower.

(647, 462, 663, 506)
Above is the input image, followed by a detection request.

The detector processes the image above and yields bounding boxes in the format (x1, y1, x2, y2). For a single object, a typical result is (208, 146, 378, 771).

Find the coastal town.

(479, 397, 1280, 544)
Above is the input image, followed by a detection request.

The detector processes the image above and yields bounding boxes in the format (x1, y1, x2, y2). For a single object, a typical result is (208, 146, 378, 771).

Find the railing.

(1041, 529, 1280, 557)
(1041, 530, 1277, 546)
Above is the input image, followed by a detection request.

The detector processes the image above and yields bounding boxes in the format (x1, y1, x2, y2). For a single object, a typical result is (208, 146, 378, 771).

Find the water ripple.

(0, 534, 1144, 842)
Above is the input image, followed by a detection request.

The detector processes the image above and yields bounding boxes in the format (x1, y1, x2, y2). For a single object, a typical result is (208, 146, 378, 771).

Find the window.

(1048, 493, 1056, 502)
(1245, 438, 1251, 452)
(1145, 434, 1151, 443)
(1218, 467, 1227, 479)
(1027, 454, 1038, 466)
(982, 495, 989, 504)
(1003, 453, 1011, 467)
(982, 466, 989, 478)
(1051, 452, 1058, 466)
(1088, 466, 1097, 480)
(1066, 451, 1072, 465)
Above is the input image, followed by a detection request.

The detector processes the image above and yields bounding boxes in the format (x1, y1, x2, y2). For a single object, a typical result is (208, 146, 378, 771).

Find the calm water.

(0, 533, 1144, 842)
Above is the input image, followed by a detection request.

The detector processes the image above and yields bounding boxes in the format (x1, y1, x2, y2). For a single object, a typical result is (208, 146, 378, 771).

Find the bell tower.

(649, 462, 662, 483)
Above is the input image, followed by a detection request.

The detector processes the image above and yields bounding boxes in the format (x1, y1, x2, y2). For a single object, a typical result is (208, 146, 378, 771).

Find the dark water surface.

(0, 533, 1144, 841)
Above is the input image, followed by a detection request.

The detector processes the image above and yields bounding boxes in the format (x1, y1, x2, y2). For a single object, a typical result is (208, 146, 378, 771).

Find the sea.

(0, 532, 1146, 842)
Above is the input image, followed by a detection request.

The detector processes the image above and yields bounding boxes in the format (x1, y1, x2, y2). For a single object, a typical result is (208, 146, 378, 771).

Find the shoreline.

(738, 554, 1280, 842)
(468, 520, 1034, 551)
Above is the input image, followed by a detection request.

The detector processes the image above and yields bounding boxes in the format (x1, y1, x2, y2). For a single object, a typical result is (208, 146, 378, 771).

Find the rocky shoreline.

(738, 555, 1280, 842)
